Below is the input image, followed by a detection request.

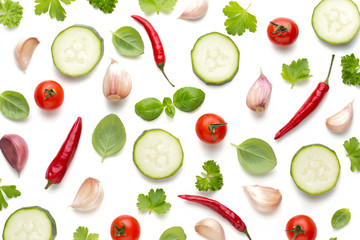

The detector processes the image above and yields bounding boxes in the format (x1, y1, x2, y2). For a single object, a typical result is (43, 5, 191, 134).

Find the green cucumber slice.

(133, 129, 183, 179)
(3, 206, 57, 240)
(312, 0, 360, 44)
(291, 144, 340, 195)
(191, 32, 239, 85)
(51, 25, 104, 77)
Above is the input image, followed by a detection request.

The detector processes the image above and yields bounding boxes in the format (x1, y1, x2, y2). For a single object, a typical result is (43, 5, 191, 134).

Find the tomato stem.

(270, 21, 289, 36)
(286, 225, 305, 240)
(208, 123, 227, 141)
(42, 88, 57, 100)
(113, 223, 127, 237)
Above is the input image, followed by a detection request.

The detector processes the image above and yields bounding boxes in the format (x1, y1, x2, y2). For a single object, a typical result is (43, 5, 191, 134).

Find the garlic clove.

(326, 101, 354, 133)
(179, 0, 209, 20)
(14, 37, 40, 73)
(0, 134, 29, 176)
(195, 218, 226, 240)
(243, 185, 282, 213)
(70, 177, 104, 211)
(246, 69, 272, 113)
(103, 58, 132, 101)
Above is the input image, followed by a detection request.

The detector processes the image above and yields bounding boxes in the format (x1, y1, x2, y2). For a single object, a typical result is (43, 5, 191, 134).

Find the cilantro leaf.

(73, 226, 99, 240)
(87, 0, 118, 13)
(341, 53, 360, 85)
(139, 0, 177, 15)
(34, 0, 75, 21)
(0, 0, 23, 28)
(281, 58, 312, 88)
(344, 137, 360, 172)
(223, 1, 257, 36)
(0, 178, 21, 211)
(196, 160, 224, 192)
(137, 188, 171, 214)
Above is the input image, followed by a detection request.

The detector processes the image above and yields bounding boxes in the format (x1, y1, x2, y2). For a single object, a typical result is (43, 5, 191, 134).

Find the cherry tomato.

(110, 215, 140, 240)
(267, 17, 299, 46)
(195, 113, 227, 144)
(34, 80, 64, 111)
(286, 215, 317, 240)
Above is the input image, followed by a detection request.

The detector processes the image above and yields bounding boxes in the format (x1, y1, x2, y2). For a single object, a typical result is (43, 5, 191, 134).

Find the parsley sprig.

(344, 137, 360, 172)
(139, 0, 177, 15)
(0, 178, 21, 211)
(87, 0, 118, 13)
(34, 0, 75, 21)
(281, 58, 312, 88)
(223, 1, 257, 36)
(0, 0, 23, 28)
(73, 226, 99, 240)
(137, 188, 171, 214)
(341, 53, 360, 85)
(195, 160, 224, 192)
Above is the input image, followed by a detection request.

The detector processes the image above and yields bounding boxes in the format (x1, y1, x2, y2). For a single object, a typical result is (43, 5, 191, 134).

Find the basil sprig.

(112, 26, 144, 57)
(331, 208, 351, 229)
(159, 226, 186, 240)
(0, 91, 30, 120)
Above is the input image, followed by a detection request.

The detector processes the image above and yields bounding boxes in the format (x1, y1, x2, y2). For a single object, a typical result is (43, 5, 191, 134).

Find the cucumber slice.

(312, 0, 360, 44)
(133, 129, 183, 179)
(191, 32, 239, 85)
(3, 206, 57, 240)
(291, 144, 340, 195)
(51, 25, 104, 77)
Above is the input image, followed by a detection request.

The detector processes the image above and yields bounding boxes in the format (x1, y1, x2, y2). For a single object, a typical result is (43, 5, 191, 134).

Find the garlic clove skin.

(70, 177, 104, 211)
(14, 37, 40, 73)
(179, 0, 209, 20)
(243, 185, 282, 213)
(103, 59, 132, 101)
(195, 218, 226, 240)
(246, 70, 272, 113)
(0, 134, 29, 176)
(326, 101, 354, 133)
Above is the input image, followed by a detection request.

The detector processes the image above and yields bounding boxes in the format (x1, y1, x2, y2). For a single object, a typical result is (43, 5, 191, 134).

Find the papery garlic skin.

(70, 177, 104, 211)
(195, 218, 226, 240)
(0, 134, 28, 176)
(103, 59, 132, 101)
(243, 185, 282, 213)
(246, 70, 272, 113)
(326, 101, 354, 133)
(179, 0, 209, 20)
(14, 37, 39, 73)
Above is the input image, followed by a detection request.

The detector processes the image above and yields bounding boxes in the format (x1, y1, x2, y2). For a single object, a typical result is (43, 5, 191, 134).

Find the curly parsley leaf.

(0, 178, 21, 211)
(139, 0, 177, 15)
(343, 137, 360, 172)
(137, 188, 171, 214)
(0, 0, 23, 28)
(73, 226, 99, 240)
(34, 0, 75, 21)
(223, 1, 257, 36)
(196, 160, 223, 192)
(87, 0, 118, 13)
(281, 58, 312, 88)
(341, 53, 360, 86)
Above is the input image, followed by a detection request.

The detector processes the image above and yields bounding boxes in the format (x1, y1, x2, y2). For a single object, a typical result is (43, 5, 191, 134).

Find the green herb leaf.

(232, 138, 277, 174)
(92, 114, 126, 162)
(223, 1, 257, 36)
(331, 208, 351, 229)
(112, 26, 144, 57)
(159, 226, 186, 240)
(0, 0, 23, 28)
(163, 97, 175, 118)
(0, 178, 21, 211)
(281, 58, 312, 88)
(137, 188, 171, 215)
(173, 87, 205, 112)
(35, 0, 75, 21)
(87, 0, 118, 13)
(135, 97, 164, 121)
(138, 0, 177, 15)
(73, 226, 99, 240)
(343, 137, 360, 172)
(330, 238, 337, 240)
(196, 160, 223, 192)
(341, 53, 360, 85)
(0, 91, 29, 120)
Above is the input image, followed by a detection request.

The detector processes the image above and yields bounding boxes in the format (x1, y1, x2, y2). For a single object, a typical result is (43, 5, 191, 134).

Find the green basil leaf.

(92, 114, 126, 162)
(232, 138, 277, 174)
(331, 208, 351, 229)
(135, 98, 164, 121)
(112, 26, 144, 57)
(173, 87, 205, 112)
(159, 226, 186, 240)
(0, 91, 29, 120)
(163, 97, 175, 118)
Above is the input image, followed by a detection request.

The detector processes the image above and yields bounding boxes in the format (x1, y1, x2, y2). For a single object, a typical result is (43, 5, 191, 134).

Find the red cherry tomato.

(195, 113, 227, 144)
(267, 17, 299, 46)
(286, 215, 317, 240)
(110, 215, 140, 240)
(34, 80, 64, 111)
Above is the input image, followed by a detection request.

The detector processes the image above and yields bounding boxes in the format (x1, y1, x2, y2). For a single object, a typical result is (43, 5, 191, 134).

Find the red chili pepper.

(178, 194, 251, 240)
(131, 15, 175, 87)
(274, 55, 335, 140)
(45, 117, 82, 189)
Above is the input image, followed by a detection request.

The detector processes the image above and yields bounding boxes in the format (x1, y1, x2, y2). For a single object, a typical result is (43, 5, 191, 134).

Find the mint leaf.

(223, 1, 257, 36)
(281, 58, 312, 88)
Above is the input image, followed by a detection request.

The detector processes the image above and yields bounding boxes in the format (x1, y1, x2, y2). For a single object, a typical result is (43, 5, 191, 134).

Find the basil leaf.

(0, 91, 29, 120)
(92, 114, 126, 162)
(135, 98, 164, 121)
(159, 226, 186, 240)
(112, 26, 144, 57)
(331, 208, 351, 229)
(232, 138, 277, 174)
(173, 87, 205, 112)
(163, 97, 175, 118)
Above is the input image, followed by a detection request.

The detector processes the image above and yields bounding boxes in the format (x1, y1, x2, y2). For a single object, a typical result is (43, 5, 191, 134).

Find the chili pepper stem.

(242, 227, 252, 240)
(45, 181, 54, 190)
(157, 62, 175, 87)
(323, 54, 335, 85)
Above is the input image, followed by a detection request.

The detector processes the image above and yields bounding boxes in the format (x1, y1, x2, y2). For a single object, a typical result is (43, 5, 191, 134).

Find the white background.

(0, 0, 359, 239)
